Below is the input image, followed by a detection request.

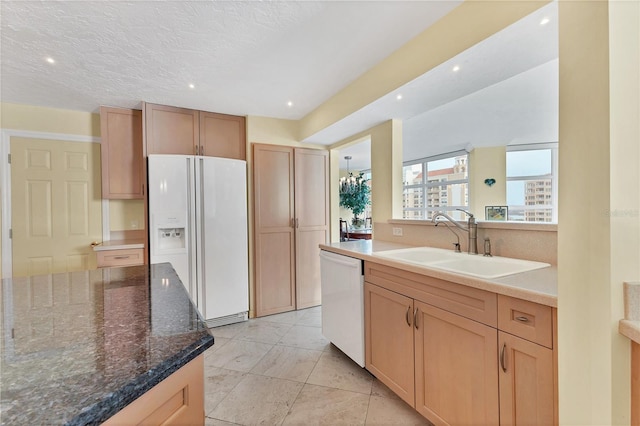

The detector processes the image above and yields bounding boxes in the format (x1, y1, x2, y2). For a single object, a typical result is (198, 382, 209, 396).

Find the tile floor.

(203, 306, 431, 426)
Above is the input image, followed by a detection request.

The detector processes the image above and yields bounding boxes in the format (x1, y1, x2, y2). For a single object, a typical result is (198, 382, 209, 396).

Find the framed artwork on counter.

(485, 206, 508, 221)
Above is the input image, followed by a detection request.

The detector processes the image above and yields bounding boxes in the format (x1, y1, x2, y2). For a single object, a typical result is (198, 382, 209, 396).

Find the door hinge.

(9, 228, 12, 239)
(7, 153, 11, 164)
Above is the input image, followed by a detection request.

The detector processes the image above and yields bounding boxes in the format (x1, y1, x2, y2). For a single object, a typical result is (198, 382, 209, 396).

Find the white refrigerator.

(148, 154, 249, 327)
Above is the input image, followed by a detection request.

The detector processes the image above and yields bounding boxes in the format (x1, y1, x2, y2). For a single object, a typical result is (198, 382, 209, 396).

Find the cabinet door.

(294, 148, 329, 309)
(99, 107, 144, 199)
(364, 282, 415, 406)
(415, 301, 499, 426)
(253, 144, 296, 316)
(498, 331, 554, 426)
(144, 103, 199, 155)
(199, 111, 246, 160)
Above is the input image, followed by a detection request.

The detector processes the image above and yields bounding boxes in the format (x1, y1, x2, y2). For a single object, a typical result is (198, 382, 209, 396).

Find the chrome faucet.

(431, 209, 478, 255)
(434, 221, 461, 253)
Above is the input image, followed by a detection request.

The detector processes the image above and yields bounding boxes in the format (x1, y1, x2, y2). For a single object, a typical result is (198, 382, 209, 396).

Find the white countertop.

(320, 240, 558, 308)
(92, 239, 145, 251)
(619, 320, 640, 345)
(619, 282, 640, 344)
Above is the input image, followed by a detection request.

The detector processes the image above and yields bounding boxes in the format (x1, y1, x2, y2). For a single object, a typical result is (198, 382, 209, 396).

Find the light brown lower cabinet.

(498, 331, 554, 426)
(364, 283, 415, 404)
(364, 281, 499, 426)
(416, 303, 499, 425)
(103, 355, 204, 425)
(363, 261, 557, 426)
(96, 248, 144, 268)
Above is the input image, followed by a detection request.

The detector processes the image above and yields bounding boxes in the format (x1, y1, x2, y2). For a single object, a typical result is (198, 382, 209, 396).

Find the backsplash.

(374, 221, 557, 265)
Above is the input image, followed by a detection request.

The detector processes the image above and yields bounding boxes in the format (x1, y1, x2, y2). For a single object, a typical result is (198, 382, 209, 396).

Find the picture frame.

(485, 206, 508, 221)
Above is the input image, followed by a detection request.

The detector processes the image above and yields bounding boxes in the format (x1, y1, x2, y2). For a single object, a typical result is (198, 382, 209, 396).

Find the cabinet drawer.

(97, 249, 144, 268)
(498, 295, 553, 348)
(365, 261, 497, 327)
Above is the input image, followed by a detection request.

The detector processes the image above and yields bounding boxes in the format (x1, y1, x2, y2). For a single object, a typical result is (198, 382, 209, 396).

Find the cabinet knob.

(405, 306, 412, 327)
(515, 316, 530, 323)
(414, 308, 419, 330)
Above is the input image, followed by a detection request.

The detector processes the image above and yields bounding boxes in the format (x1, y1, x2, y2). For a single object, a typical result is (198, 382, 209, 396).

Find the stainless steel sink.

(372, 246, 550, 278)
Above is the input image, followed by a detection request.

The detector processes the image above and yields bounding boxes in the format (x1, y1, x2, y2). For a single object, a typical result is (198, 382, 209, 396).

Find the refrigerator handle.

(197, 157, 206, 318)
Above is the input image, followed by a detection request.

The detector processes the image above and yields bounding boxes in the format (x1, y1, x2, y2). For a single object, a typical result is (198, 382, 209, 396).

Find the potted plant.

(339, 172, 371, 229)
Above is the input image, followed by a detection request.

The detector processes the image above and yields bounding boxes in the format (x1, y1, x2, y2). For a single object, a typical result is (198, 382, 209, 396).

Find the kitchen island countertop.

(0, 263, 213, 425)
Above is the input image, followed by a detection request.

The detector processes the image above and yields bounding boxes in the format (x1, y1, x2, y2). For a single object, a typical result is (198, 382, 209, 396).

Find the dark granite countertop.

(0, 263, 214, 425)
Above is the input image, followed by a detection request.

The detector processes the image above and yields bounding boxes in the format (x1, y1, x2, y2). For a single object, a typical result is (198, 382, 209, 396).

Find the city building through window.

(506, 143, 558, 222)
(402, 151, 469, 220)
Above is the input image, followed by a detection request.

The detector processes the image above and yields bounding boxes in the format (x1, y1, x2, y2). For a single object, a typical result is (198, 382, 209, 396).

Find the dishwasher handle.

(319, 251, 361, 270)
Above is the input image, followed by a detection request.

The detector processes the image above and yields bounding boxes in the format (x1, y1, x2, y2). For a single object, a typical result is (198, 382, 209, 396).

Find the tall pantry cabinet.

(253, 144, 329, 316)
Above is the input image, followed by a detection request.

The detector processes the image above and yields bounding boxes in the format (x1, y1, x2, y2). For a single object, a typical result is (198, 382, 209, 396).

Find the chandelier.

(339, 156, 366, 195)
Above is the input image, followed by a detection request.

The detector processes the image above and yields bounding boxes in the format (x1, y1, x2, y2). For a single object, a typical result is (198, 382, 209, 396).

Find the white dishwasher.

(320, 250, 364, 367)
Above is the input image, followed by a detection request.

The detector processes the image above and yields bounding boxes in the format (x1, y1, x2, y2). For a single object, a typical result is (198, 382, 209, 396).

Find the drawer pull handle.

(515, 316, 530, 323)
(414, 308, 419, 330)
(405, 306, 412, 327)
(114, 256, 130, 260)
(500, 342, 507, 372)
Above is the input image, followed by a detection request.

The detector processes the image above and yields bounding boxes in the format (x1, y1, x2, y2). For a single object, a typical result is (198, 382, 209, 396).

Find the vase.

(351, 218, 365, 229)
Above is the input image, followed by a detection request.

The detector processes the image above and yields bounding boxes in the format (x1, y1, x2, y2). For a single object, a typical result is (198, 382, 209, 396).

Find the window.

(506, 144, 558, 222)
(402, 151, 469, 220)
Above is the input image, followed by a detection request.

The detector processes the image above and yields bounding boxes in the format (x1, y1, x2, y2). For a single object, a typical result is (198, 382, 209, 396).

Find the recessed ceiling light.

(540, 17, 550, 26)
(287, 101, 293, 107)
(396, 94, 403, 100)
(188, 83, 195, 89)
(45, 57, 55, 64)
(452, 65, 460, 72)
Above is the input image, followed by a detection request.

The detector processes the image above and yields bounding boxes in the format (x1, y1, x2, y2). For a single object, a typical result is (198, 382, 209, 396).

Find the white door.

(11, 137, 102, 277)
(196, 156, 248, 320)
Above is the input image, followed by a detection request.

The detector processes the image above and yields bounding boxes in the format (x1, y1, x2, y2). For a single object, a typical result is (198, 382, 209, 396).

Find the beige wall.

(1, 103, 100, 136)
(328, 120, 403, 242)
(376, 221, 557, 265)
(469, 147, 507, 215)
(109, 200, 145, 231)
(609, 1, 640, 422)
(557, 1, 639, 424)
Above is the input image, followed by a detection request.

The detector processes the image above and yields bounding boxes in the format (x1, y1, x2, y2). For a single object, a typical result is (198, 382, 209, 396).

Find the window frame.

(506, 143, 559, 223)
(402, 150, 470, 220)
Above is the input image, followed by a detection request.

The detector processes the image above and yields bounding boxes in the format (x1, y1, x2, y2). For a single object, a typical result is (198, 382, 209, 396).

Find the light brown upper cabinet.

(253, 144, 329, 317)
(200, 111, 246, 160)
(99, 106, 144, 199)
(144, 102, 246, 159)
(144, 103, 199, 155)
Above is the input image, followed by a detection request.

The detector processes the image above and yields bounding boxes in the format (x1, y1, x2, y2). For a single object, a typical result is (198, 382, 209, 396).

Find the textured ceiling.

(1, 1, 558, 161)
(0, 0, 460, 119)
